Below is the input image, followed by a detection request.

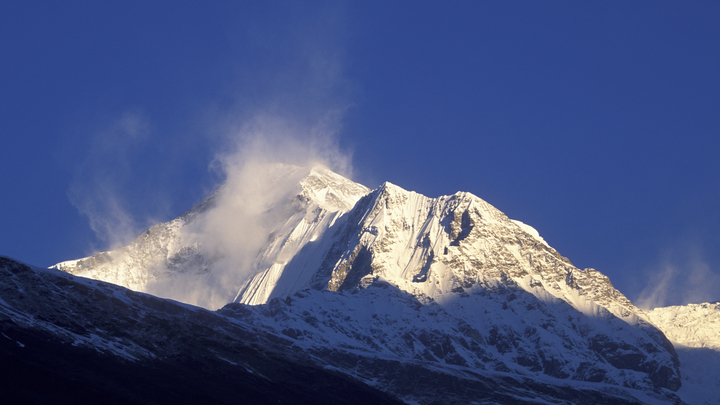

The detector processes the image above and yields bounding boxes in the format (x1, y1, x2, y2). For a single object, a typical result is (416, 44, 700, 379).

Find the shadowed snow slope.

(3, 256, 684, 404)
(0, 256, 403, 405)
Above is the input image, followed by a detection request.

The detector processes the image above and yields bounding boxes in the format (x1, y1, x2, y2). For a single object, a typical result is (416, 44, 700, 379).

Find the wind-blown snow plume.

(144, 3, 356, 308)
(68, 111, 152, 250)
(637, 244, 720, 309)
(64, 3, 357, 309)
(142, 115, 354, 309)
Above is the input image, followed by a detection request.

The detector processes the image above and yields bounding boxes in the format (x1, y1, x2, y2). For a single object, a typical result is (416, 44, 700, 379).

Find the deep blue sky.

(2, 1, 719, 308)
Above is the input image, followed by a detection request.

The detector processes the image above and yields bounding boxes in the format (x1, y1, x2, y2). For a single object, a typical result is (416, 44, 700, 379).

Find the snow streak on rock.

(234, 166, 370, 305)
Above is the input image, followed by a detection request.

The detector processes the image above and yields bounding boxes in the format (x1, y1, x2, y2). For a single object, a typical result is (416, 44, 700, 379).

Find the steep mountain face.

(233, 166, 370, 305)
(648, 303, 720, 405)
(52, 165, 369, 309)
(47, 166, 689, 403)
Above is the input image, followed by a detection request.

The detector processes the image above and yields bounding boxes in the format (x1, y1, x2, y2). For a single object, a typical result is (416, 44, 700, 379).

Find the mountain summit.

(48, 166, 691, 403)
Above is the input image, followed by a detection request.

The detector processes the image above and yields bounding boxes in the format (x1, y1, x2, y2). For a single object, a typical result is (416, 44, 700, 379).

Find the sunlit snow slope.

(648, 303, 720, 405)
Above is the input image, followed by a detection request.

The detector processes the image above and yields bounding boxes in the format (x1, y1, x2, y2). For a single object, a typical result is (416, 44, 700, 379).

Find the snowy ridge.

(3, 255, 678, 404)
(0, 256, 404, 404)
(222, 285, 684, 404)
(2, 256, 162, 361)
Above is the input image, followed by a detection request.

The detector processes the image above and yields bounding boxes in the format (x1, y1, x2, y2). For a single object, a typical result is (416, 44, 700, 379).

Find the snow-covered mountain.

(648, 303, 720, 405)
(43, 165, 702, 403)
(228, 178, 683, 401)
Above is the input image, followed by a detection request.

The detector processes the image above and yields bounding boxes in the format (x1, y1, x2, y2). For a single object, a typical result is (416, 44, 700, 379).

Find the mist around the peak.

(635, 243, 720, 310)
(145, 116, 353, 310)
(140, 6, 356, 309)
(64, 2, 356, 309)
(67, 111, 157, 252)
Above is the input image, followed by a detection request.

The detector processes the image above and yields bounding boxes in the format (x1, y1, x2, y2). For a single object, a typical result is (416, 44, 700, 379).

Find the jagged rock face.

(232, 182, 681, 393)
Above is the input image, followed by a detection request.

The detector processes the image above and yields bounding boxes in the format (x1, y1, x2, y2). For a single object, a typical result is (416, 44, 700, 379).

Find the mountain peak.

(300, 165, 370, 211)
